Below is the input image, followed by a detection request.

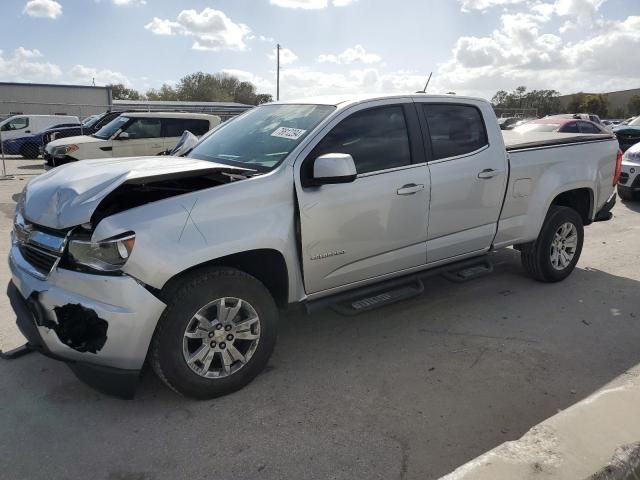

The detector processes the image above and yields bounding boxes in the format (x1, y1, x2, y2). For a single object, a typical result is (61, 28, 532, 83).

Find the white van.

(0, 115, 80, 142)
(44, 112, 221, 168)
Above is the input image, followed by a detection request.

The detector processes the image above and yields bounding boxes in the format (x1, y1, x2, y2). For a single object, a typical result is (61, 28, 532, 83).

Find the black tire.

(150, 267, 278, 399)
(20, 144, 39, 159)
(617, 186, 635, 202)
(520, 206, 584, 283)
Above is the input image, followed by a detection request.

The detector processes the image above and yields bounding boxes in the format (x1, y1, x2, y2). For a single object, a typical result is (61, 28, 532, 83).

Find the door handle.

(25, 130, 31, 134)
(397, 183, 425, 195)
(478, 169, 500, 179)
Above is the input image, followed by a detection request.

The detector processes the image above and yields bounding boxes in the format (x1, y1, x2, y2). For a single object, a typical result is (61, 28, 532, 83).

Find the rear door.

(112, 117, 163, 157)
(415, 100, 508, 263)
(295, 100, 430, 294)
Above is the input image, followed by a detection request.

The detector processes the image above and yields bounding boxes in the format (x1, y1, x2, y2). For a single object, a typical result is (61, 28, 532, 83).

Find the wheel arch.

(160, 248, 290, 308)
(549, 187, 594, 226)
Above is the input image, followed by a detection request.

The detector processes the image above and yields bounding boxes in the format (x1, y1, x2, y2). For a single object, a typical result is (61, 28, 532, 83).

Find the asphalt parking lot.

(1, 158, 639, 480)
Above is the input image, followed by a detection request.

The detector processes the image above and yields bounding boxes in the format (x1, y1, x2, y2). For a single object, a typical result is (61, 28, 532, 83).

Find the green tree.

(491, 86, 560, 116)
(145, 83, 179, 101)
(108, 83, 143, 100)
(628, 95, 640, 116)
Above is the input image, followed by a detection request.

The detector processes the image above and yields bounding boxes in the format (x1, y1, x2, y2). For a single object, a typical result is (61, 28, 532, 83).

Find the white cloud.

(112, 0, 147, 6)
(23, 0, 62, 19)
(318, 45, 381, 64)
(269, 0, 357, 8)
(433, 1, 640, 99)
(459, 0, 525, 11)
(145, 8, 251, 51)
(0, 47, 130, 87)
(69, 65, 130, 86)
(268, 47, 298, 65)
(0, 47, 62, 82)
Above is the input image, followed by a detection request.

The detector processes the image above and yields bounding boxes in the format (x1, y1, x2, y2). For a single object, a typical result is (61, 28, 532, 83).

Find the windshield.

(93, 116, 129, 139)
(188, 104, 335, 172)
(82, 114, 101, 127)
(513, 123, 560, 133)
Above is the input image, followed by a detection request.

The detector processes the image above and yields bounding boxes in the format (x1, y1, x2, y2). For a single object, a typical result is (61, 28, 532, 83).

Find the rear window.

(422, 105, 488, 160)
(163, 119, 210, 137)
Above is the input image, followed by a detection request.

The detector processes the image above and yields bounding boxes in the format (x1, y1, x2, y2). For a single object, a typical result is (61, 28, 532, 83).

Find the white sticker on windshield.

(271, 127, 306, 140)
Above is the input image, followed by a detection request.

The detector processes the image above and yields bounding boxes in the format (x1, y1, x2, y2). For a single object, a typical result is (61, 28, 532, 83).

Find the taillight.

(614, 149, 623, 186)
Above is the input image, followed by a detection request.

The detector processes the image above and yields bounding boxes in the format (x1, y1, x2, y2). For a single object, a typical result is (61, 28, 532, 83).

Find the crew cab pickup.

(8, 94, 620, 399)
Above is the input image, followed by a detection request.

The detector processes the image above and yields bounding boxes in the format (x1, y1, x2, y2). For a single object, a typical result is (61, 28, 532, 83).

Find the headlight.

(52, 144, 79, 157)
(67, 233, 135, 272)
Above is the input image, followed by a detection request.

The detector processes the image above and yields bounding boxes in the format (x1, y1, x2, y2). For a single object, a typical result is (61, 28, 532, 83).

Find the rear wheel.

(520, 206, 584, 282)
(150, 267, 278, 399)
(20, 143, 39, 159)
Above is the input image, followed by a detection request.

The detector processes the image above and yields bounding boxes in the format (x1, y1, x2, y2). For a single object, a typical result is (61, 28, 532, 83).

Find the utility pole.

(276, 43, 281, 101)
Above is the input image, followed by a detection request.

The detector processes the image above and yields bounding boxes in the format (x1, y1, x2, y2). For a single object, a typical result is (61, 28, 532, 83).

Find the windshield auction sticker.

(271, 127, 306, 140)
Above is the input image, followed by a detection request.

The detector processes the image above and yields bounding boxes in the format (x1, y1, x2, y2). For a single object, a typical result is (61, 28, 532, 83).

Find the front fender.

(92, 167, 306, 303)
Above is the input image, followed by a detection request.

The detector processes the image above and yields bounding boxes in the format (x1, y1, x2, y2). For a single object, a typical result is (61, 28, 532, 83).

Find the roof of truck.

(275, 93, 487, 108)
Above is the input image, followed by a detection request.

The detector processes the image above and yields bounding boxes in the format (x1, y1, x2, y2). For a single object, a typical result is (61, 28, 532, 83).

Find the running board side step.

(306, 255, 493, 315)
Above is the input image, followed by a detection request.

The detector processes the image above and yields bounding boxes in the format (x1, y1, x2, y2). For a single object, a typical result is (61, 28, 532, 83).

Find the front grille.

(14, 214, 66, 279)
(19, 243, 60, 276)
(632, 175, 640, 188)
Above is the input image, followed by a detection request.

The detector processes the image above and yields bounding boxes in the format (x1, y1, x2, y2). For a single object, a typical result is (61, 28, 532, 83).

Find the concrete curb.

(439, 367, 640, 480)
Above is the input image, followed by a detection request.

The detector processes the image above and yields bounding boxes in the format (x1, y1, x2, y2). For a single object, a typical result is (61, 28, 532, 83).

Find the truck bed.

(502, 131, 615, 151)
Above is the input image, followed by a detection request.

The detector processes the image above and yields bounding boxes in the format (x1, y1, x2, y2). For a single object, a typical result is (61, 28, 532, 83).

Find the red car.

(513, 118, 608, 134)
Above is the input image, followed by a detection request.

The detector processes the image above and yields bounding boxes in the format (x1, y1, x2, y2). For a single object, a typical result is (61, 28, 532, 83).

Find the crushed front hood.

(24, 156, 248, 229)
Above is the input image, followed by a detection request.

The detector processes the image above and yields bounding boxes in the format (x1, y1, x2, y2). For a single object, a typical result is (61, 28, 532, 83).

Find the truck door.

(415, 101, 508, 263)
(295, 101, 430, 294)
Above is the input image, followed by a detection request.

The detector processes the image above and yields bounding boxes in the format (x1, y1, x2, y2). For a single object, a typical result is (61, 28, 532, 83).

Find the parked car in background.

(512, 118, 607, 134)
(498, 117, 523, 130)
(617, 142, 640, 201)
(41, 110, 132, 148)
(621, 117, 637, 125)
(547, 113, 602, 124)
(1, 122, 82, 159)
(0, 115, 79, 143)
(10, 94, 619, 399)
(612, 116, 640, 151)
(44, 112, 221, 168)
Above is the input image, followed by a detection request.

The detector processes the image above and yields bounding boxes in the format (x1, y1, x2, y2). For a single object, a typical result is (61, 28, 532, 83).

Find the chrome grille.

(14, 213, 66, 279)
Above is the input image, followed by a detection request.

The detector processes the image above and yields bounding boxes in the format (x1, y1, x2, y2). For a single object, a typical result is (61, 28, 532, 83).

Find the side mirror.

(117, 131, 130, 140)
(312, 153, 357, 185)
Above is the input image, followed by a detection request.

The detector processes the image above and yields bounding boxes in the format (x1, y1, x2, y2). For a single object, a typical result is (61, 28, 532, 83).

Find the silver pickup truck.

(8, 94, 620, 399)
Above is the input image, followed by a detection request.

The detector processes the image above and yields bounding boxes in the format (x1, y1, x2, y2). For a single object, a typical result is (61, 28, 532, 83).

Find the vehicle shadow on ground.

(620, 198, 640, 213)
(2, 248, 639, 480)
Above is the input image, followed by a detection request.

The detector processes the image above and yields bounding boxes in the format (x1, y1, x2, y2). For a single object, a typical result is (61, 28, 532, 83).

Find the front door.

(112, 117, 163, 157)
(415, 101, 508, 263)
(295, 102, 430, 294)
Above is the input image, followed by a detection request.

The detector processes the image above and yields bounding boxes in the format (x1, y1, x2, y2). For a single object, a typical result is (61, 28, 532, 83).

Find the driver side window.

(123, 118, 161, 139)
(308, 105, 411, 175)
(2, 117, 29, 132)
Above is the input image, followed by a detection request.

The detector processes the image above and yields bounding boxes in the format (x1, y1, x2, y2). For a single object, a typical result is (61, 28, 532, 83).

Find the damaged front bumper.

(8, 244, 166, 398)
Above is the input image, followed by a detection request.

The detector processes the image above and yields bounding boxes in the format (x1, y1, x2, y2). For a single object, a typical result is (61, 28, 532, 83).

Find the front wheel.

(520, 206, 584, 282)
(20, 144, 39, 159)
(150, 267, 278, 399)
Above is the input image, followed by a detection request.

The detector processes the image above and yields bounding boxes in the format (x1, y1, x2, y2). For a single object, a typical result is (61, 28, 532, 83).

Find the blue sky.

(1, 0, 639, 99)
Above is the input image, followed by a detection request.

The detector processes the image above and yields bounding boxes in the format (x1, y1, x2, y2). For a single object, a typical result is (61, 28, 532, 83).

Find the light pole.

(276, 43, 281, 101)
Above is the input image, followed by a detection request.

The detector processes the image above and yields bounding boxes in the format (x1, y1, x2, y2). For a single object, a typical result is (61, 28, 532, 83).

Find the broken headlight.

(67, 233, 135, 272)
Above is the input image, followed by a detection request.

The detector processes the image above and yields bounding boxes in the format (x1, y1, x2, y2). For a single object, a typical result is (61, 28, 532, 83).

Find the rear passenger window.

(579, 122, 600, 134)
(310, 106, 411, 174)
(164, 119, 210, 137)
(422, 105, 488, 160)
(562, 122, 579, 133)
